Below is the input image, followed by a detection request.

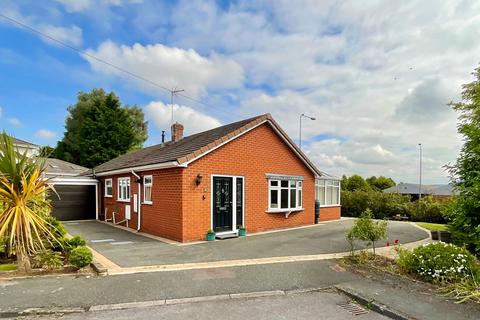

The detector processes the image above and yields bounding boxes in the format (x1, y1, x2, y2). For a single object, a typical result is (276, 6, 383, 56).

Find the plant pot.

(431, 231, 439, 240)
(439, 231, 451, 243)
(206, 233, 216, 241)
(238, 228, 246, 236)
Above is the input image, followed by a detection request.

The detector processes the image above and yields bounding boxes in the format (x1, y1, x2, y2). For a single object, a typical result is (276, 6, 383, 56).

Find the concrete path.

(24, 290, 388, 320)
(64, 219, 428, 269)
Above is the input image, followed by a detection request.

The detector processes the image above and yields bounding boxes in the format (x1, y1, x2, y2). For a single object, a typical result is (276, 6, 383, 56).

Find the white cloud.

(0, 5, 83, 46)
(8, 117, 22, 127)
(35, 129, 56, 140)
(55, 0, 143, 12)
(145, 101, 221, 140)
(84, 41, 244, 98)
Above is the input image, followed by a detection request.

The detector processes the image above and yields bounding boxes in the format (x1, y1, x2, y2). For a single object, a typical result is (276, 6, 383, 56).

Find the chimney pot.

(171, 122, 184, 142)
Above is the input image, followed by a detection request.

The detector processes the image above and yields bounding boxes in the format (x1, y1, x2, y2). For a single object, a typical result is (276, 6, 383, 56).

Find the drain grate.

(338, 302, 369, 316)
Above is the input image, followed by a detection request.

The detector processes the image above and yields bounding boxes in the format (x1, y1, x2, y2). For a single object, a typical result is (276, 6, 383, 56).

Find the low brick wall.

(319, 206, 341, 221)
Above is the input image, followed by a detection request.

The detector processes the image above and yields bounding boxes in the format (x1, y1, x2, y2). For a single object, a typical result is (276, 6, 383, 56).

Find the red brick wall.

(100, 168, 184, 241)
(319, 206, 341, 221)
(182, 123, 316, 242)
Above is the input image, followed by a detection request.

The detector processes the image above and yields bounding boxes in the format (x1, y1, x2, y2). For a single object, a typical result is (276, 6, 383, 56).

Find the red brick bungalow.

(94, 114, 341, 242)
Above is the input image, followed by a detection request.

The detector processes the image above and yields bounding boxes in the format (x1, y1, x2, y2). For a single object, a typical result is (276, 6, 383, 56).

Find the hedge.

(341, 190, 450, 223)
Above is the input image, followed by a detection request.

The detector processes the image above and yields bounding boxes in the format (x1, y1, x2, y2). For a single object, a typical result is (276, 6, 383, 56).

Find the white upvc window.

(104, 179, 113, 197)
(143, 175, 153, 204)
(117, 177, 130, 202)
(315, 179, 340, 206)
(268, 179, 303, 211)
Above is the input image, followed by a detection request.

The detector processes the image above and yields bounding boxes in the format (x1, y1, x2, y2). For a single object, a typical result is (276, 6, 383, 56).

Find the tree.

(366, 176, 396, 191)
(446, 66, 480, 254)
(342, 174, 371, 192)
(0, 133, 57, 272)
(55, 89, 148, 167)
(349, 209, 388, 255)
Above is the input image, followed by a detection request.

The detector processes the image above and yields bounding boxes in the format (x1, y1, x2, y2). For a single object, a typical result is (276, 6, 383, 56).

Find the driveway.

(64, 219, 429, 268)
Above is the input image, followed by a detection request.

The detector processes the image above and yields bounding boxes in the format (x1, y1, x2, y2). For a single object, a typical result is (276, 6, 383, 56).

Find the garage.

(43, 158, 98, 221)
(51, 184, 97, 221)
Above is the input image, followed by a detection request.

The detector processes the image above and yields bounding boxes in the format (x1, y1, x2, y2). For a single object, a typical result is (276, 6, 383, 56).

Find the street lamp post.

(418, 143, 422, 200)
(299, 113, 316, 149)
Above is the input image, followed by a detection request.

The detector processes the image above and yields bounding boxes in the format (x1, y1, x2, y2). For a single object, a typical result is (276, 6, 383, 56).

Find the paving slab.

(64, 219, 428, 268)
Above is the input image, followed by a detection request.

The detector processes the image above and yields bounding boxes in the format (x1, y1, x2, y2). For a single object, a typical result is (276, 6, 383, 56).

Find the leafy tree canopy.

(366, 176, 396, 191)
(55, 89, 148, 167)
(342, 174, 372, 192)
(342, 174, 396, 192)
(446, 66, 480, 254)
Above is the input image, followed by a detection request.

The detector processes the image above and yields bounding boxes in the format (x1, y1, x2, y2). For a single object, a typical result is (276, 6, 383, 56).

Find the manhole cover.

(338, 302, 369, 316)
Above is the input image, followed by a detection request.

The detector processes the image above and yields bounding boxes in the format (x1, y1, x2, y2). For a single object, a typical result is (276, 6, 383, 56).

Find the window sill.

(104, 195, 112, 198)
(117, 199, 130, 203)
(319, 204, 341, 208)
(266, 208, 304, 213)
(143, 201, 153, 205)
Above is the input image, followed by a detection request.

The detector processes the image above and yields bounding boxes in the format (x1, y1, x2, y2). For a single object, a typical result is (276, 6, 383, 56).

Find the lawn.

(415, 222, 448, 232)
(0, 263, 17, 271)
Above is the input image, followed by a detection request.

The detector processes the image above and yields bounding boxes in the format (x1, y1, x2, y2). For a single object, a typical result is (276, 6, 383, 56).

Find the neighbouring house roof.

(12, 137, 38, 148)
(94, 113, 323, 177)
(383, 183, 455, 196)
(41, 158, 91, 179)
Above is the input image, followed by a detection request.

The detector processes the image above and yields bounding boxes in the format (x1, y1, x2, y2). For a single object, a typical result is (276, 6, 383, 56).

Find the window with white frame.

(118, 177, 130, 201)
(268, 178, 303, 211)
(315, 179, 340, 206)
(143, 175, 153, 204)
(104, 179, 113, 197)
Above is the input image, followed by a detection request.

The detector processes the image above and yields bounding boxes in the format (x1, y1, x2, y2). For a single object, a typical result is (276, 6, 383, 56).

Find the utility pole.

(418, 143, 422, 200)
(170, 87, 185, 127)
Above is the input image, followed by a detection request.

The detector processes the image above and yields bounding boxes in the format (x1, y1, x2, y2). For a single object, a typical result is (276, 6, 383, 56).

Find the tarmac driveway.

(64, 219, 429, 268)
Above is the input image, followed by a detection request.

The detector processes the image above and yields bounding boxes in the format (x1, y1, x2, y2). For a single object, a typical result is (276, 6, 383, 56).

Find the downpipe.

(131, 170, 141, 231)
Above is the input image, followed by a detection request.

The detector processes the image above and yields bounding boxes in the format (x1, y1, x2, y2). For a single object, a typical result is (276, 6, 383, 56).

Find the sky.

(0, 0, 479, 184)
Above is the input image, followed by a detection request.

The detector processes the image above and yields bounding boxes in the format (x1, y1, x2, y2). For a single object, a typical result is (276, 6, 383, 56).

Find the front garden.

(343, 210, 480, 305)
(0, 133, 93, 277)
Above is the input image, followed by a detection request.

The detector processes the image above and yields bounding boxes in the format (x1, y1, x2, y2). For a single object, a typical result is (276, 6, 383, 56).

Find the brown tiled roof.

(94, 113, 321, 176)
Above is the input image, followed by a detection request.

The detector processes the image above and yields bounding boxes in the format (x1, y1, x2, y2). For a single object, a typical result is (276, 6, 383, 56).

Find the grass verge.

(415, 222, 448, 231)
(0, 263, 17, 271)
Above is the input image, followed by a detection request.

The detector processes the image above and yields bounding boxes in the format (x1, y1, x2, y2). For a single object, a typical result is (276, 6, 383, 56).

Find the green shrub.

(69, 246, 93, 268)
(33, 249, 63, 269)
(342, 191, 450, 223)
(397, 242, 479, 283)
(45, 216, 67, 237)
(67, 236, 86, 250)
(341, 190, 409, 219)
(406, 196, 449, 223)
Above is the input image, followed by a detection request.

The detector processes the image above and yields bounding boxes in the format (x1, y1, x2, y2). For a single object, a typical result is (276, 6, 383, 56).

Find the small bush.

(45, 216, 67, 238)
(67, 236, 86, 250)
(33, 249, 63, 269)
(348, 209, 388, 255)
(397, 242, 479, 283)
(69, 246, 93, 268)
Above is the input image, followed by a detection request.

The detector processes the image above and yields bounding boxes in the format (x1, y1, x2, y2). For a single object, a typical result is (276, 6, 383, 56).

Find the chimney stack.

(171, 122, 184, 142)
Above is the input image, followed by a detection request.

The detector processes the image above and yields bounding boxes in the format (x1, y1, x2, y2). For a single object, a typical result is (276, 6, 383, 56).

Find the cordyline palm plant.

(0, 132, 57, 272)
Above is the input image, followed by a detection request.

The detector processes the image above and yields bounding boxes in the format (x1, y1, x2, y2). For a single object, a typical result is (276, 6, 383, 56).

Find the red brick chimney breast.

(171, 122, 184, 142)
